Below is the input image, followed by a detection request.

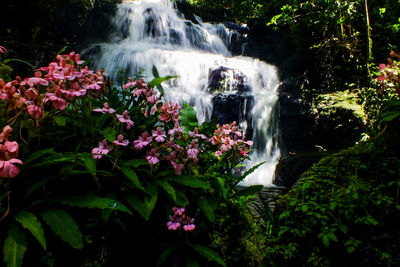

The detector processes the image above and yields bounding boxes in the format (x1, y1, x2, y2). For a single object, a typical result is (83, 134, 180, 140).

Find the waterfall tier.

(84, 0, 280, 185)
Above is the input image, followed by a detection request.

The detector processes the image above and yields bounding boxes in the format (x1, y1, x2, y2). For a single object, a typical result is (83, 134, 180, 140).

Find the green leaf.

(236, 185, 263, 197)
(3, 224, 27, 267)
(178, 102, 198, 133)
(156, 246, 176, 266)
(189, 243, 226, 267)
(185, 257, 200, 267)
(176, 191, 189, 206)
(100, 127, 116, 142)
(237, 162, 266, 183)
(381, 111, 400, 122)
(54, 195, 132, 214)
(216, 177, 228, 200)
(347, 246, 356, 254)
(80, 153, 97, 178)
(22, 148, 56, 165)
(121, 159, 148, 168)
(53, 116, 66, 126)
(157, 180, 176, 202)
(149, 76, 176, 91)
(14, 210, 46, 250)
(322, 235, 330, 248)
(3, 58, 35, 70)
(124, 184, 158, 221)
(328, 232, 338, 242)
(197, 197, 215, 223)
(40, 209, 83, 249)
(171, 175, 209, 190)
(120, 165, 145, 191)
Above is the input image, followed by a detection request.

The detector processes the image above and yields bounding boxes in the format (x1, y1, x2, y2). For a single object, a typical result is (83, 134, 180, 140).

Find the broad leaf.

(40, 209, 83, 249)
(171, 175, 209, 190)
(157, 180, 177, 202)
(15, 210, 46, 250)
(178, 102, 198, 132)
(53, 116, 66, 126)
(197, 197, 215, 223)
(189, 243, 226, 267)
(80, 153, 97, 178)
(216, 177, 228, 200)
(124, 184, 158, 221)
(54, 195, 132, 214)
(156, 246, 176, 266)
(22, 148, 56, 166)
(121, 159, 148, 168)
(100, 127, 116, 142)
(3, 224, 27, 267)
(120, 165, 145, 191)
(236, 185, 264, 197)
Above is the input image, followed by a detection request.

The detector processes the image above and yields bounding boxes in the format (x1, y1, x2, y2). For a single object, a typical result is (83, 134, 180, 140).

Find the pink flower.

(113, 134, 129, 146)
(92, 139, 111, 159)
(188, 127, 207, 140)
(43, 94, 67, 110)
(27, 104, 44, 120)
(0, 46, 8, 54)
(170, 160, 184, 175)
(173, 207, 185, 216)
(133, 131, 152, 150)
(93, 102, 116, 114)
(4, 141, 18, 153)
(117, 110, 134, 130)
(23, 77, 49, 87)
(146, 148, 160, 165)
(152, 127, 166, 143)
(0, 159, 23, 178)
(166, 221, 181, 231)
(183, 224, 196, 232)
(215, 151, 223, 157)
(187, 140, 199, 161)
(0, 126, 13, 142)
(379, 64, 387, 71)
(84, 82, 102, 90)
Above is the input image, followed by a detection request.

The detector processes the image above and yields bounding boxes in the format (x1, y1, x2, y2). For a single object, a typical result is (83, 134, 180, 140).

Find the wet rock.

(208, 67, 251, 93)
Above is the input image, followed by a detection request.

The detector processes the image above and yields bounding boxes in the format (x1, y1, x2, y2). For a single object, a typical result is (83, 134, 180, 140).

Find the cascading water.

(84, 0, 280, 186)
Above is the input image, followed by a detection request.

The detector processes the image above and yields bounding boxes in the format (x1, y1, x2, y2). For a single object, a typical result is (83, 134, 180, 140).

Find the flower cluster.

(376, 50, 400, 93)
(0, 52, 106, 124)
(210, 121, 253, 158)
(0, 126, 23, 178)
(91, 78, 213, 175)
(166, 207, 195, 232)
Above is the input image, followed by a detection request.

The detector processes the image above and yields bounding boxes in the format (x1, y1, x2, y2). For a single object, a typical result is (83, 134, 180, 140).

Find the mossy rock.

(309, 90, 367, 150)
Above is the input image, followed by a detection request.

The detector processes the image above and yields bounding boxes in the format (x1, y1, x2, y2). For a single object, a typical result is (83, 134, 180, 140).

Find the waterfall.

(84, 0, 280, 186)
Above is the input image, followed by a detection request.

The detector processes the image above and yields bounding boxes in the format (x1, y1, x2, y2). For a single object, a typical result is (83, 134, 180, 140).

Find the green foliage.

(3, 224, 27, 267)
(14, 211, 46, 250)
(264, 129, 400, 266)
(178, 102, 199, 133)
(40, 209, 84, 250)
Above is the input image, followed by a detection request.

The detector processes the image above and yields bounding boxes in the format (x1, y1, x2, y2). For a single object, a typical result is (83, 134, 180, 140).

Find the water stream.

(84, 0, 280, 185)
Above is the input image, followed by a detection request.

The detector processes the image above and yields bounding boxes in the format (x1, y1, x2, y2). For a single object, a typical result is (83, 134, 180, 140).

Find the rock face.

(208, 66, 250, 93)
(207, 66, 254, 137)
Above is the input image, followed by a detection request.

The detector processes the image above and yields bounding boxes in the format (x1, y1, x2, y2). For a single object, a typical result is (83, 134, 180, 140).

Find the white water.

(86, 0, 280, 185)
